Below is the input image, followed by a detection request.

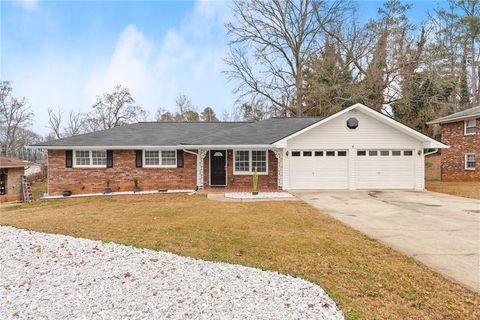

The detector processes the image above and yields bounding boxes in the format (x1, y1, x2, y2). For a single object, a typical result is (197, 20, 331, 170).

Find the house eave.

(28, 144, 275, 150)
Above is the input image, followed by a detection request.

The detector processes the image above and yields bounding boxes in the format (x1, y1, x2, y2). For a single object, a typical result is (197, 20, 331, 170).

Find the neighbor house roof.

(0, 157, 34, 168)
(32, 118, 323, 148)
(427, 106, 480, 125)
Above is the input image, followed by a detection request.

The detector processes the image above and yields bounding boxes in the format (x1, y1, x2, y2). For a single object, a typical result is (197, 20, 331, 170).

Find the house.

(427, 106, 480, 181)
(0, 157, 33, 202)
(32, 103, 446, 196)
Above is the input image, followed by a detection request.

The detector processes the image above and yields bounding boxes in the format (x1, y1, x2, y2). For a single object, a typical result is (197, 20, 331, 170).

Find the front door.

(210, 150, 226, 186)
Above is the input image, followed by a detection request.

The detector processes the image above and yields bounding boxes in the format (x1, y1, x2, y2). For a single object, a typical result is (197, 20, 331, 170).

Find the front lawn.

(426, 181, 480, 200)
(1, 194, 478, 319)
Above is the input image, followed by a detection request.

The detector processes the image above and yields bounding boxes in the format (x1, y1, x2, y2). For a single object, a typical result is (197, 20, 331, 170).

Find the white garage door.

(355, 150, 415, 189)
(289, 150, 348, 189)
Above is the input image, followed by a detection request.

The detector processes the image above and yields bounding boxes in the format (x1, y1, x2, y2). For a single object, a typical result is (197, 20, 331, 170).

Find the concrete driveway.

(292, 190, 480, 292)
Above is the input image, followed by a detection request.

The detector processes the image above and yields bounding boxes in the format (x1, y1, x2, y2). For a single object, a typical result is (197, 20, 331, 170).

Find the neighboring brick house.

(0, 157, 32, 202)
(428, 106, 480, 181)
(32, 104, 446, 196)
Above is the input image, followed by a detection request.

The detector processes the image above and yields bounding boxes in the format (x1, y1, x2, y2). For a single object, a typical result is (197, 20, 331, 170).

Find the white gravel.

(224, 192, 295, 200)
(0, 226, 343, 320)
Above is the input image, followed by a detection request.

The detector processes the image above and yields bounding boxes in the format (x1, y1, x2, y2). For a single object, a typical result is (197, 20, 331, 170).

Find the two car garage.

(288, 149, 416, 189)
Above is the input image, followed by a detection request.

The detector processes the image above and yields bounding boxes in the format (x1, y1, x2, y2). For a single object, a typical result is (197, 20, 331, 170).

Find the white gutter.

(27, 144, 273, 150)
(424, 148, 439, 156)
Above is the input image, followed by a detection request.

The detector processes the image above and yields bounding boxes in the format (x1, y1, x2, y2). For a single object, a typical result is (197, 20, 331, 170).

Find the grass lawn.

(30, 181, 47, 200)
(1, 194, 478, 320)
(426, 181, 480, 200)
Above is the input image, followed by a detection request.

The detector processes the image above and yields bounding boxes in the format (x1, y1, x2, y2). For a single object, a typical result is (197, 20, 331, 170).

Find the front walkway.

(292, 190, 480, 292)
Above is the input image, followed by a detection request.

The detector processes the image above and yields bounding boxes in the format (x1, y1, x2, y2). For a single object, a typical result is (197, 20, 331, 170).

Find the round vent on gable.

(346, 117, 359, 129)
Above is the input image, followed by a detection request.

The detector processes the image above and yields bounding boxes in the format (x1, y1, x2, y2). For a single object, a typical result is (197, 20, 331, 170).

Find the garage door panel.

(355, 150, 414, 189)
(289, 150, 348, 189)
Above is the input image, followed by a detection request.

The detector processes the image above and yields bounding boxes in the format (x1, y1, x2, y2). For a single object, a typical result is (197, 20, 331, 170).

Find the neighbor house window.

(234, 150, 268, 174)
(144, 150, 176, 167)
(74, 150, 106, 167)
(465, 119, 476, 135)
(465, 154, 476, 170)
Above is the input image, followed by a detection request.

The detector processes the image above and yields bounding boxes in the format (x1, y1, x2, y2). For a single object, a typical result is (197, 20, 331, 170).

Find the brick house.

(428, 106, 480, 181)
(0, 157, 32, 202)
(32, 104, 446, 196)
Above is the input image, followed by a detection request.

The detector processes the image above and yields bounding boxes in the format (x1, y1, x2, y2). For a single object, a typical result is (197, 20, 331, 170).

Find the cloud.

(13, 0, 39, 11)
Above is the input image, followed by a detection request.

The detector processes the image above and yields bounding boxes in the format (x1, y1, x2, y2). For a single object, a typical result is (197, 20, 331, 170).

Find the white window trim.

(233, 149, 268, 175)
(142, 149, 177, 168)
(464, 119, 476, 135)
(73, 150, 107, 168)
(465, 153, 476, 170)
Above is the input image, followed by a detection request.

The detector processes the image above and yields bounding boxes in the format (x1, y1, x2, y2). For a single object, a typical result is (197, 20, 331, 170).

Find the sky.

(2, 0, 446, 135)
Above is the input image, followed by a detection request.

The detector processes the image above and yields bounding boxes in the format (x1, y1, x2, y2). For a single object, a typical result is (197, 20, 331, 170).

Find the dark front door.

(210, 150, 226, 186)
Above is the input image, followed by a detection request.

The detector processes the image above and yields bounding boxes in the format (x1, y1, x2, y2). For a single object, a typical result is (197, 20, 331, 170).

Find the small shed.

(0, 157, 33, 202)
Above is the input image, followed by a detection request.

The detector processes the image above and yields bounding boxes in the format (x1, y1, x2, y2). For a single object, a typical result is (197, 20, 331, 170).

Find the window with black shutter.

(177, 150, 184, 168)
(106, 150, 113, 168)
(65, 150, 73, 168)
(135, 150, 143, 168)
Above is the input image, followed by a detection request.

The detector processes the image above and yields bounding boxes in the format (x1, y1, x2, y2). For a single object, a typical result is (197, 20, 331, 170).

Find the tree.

(86, 85, 148, 130)
(65, 111, 84, 137)
(200, 107, 219, 122)
(239, 101, 268, 121)
(47, 107, 63, 139)
(0, 81, 34, 155)
(303, 40, 356, 116)
(225, 0, 348, 116)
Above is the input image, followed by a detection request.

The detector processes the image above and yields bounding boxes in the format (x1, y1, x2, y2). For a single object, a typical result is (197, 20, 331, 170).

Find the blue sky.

(2, 0, 446, 135)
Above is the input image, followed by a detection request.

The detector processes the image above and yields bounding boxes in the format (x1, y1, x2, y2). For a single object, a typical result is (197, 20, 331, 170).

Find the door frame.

(209, 149, 227, 187)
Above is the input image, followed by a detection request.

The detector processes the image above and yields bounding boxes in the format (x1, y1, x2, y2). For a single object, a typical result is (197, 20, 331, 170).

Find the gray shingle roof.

(33, 118, 322, 147)
(427, 106, 480, 124)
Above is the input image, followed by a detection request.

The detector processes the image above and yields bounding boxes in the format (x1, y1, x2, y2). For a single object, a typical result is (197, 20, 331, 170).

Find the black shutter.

(177, 150, 184, 168)
(135, 150, 143, 168)
(106, 150, 113, 168)
(65, 150, 73, 168)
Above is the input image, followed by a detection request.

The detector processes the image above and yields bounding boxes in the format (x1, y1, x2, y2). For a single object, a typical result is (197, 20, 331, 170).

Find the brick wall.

(47, 150, 198, 196)
(440, 119, 480, 181)
(202, 150, 278, 190)
(0, 167, 24, 202)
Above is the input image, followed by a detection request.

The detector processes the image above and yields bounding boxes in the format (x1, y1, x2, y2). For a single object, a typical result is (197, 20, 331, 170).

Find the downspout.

(424, 148, 439, 157)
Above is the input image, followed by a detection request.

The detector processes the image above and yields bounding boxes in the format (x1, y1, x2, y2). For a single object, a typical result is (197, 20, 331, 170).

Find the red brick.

(440, 119, 480, 181)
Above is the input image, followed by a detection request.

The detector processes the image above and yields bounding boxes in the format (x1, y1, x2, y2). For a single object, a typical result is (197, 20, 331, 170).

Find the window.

(337, 151, 347, 156)
(326, 151, 335, 156)
(291, 151, 301, 157)
(75, 151, 90, 166)
(234, 150, 267, 174)
(92, 151, 107, 166)
(465, 119, 476, 135)
(369, 150, 378, 156)
(392, 150, 401, 156)
(357, 150, 366, 156)
(252, 150, 267, 172)
(144, 151, 160, 166)
(74, 150, 107, 167)
(465, 154, 476, 170)
(303, 151, 312, 157)
(144, 150, 177, 167)
(161, 150, 177, 166)
(403, 150, 413, 156)
(315, 151, 323, 156)
(235, 150, 249, 172)
(380, 150, 389, 156)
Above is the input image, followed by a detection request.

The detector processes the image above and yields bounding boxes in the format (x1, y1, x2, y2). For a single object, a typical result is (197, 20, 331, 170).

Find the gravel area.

(0, 226, 343, 320)
(224, 192, 295, 200)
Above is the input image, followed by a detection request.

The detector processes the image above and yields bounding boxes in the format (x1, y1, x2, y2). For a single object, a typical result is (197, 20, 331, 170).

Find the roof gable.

(273, 103, 447, 149)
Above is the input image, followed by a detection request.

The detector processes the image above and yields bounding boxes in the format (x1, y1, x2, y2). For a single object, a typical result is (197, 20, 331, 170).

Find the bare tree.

(47, 107, 63, 139)
(225, 0, 347, 116)
(86, 85, 148, 130)
(0, 81, 34, 155)
(65, 110, 84, 136)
